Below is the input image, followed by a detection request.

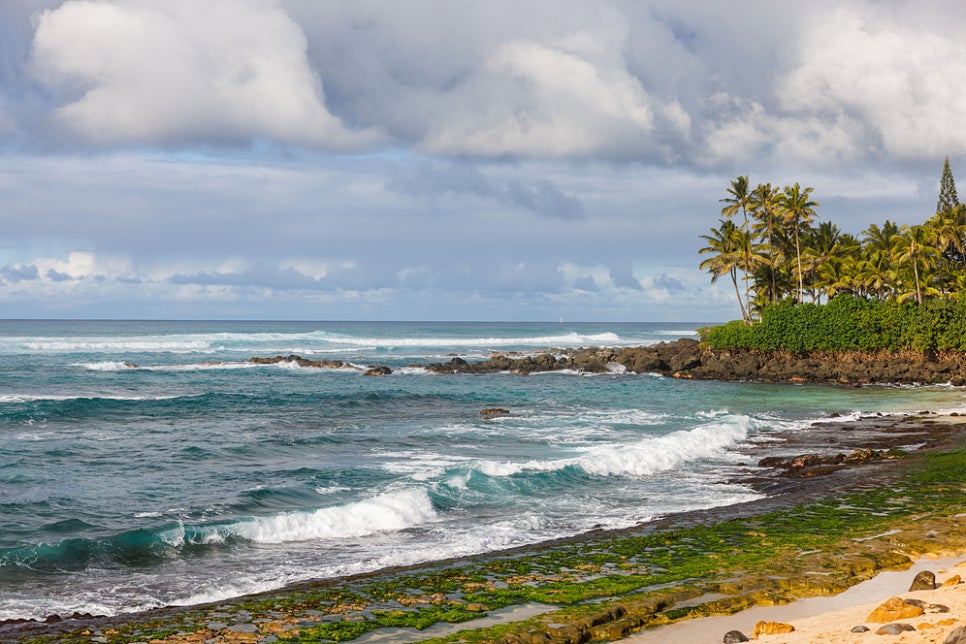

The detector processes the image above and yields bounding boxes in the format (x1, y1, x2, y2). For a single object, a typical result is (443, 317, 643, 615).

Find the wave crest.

(164, 488, 436, 546)
(475, 414, 754, 479)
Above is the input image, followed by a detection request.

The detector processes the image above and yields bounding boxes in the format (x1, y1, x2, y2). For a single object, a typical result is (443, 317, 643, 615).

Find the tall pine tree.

(937, 156, 960, 213)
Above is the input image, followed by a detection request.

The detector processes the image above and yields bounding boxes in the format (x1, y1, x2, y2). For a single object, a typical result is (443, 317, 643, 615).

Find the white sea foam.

(395, 366, 430, 375)
(24, 338, 213, 353)
(320, 331, 624, 348)
(811, 410, 865, 424)
(475, 414, 755, 478)
(162, 489, 436, 546)
(0, 393, 185, 403)
(314, 485, 350, 495)
(378, 451, 475, 480)
(75, 360, 137, 371)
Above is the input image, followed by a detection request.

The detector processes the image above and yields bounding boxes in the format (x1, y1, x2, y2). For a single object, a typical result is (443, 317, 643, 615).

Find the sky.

(0, 0, 963, 321)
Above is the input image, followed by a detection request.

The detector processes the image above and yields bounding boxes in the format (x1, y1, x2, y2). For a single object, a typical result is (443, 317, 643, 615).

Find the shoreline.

(417, 339, 966, 385)
(628, 553, 966, 643)
(5, 411, 966, 644)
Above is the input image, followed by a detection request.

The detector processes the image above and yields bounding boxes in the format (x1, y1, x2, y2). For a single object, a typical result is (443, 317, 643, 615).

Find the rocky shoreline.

(202, 340, 966, 385)
(420, 338, 966, 385)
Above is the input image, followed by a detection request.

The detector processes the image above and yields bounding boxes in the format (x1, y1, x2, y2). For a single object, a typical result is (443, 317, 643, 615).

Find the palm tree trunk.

(794, 226, 804, 302)
(730, 268, 749, 322)
(913, 261, 922, 305)
(742, 209, 752, 323)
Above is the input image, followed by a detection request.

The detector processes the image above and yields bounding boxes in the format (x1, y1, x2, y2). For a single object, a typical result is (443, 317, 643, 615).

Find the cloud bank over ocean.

(0, 0, 959, 320)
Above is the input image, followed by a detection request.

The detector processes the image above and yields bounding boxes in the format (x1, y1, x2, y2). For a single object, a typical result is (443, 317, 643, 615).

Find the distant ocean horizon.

(2, 320, 963, 621)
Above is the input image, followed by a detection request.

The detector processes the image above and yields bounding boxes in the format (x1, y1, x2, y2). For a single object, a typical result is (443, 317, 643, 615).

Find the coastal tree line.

(699, 158, 966, 324)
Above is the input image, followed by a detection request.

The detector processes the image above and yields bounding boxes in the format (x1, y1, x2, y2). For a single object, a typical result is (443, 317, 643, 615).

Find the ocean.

(1, 320, 963, 622)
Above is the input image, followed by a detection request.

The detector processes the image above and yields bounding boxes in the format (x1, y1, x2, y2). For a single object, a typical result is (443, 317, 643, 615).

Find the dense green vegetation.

(703, 295, 966, 352)
(700, 158, 966, 324)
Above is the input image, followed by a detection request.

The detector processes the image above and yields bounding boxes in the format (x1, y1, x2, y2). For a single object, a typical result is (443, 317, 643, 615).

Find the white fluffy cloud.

(422, 37, 658, 157)
(31, 0, 379, 148)
(701, 94, 867, 167)
(778, 5, 966, 159)
(21, 0, 966, 164)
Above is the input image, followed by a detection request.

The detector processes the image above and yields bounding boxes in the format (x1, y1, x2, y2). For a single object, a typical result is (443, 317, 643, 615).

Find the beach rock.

(852, 625, 871, 632)
(942, 575, 962, 587)
(945, 625, 966, 643)
(904, 598, 949, 613)
(910, 570, 937, 591)
(722, 630, 749, 643)
(867, 596, 924, 622)
(553, 626, 590, 643)
(876, 622, 916, 635)
(363, 365, 392, 376)
(480, 408, 510, 417)
(790, 454, 821, 468)
(489, 355, 513, 370)
(753, 621, 794, 637)
(589, 616, 644, 640)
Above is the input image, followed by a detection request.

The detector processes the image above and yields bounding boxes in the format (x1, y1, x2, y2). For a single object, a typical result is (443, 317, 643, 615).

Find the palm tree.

(749, 183, 783, 304)
(806, 227, 861, 303)
(893, 224, 939, 304)
(720, 176, 755, 319)
(778, 183, 819, 302)
(815, 255, 862, 301)
(699, 219, 750, 322)
(800, 222, 844, 302)
(862, 221, 900, 301)
(926, 209, 966, 294)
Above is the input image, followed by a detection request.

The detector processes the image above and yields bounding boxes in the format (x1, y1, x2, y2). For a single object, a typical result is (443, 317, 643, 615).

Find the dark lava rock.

(904, 597, 949, 613)
(722, 630, 750, 643)
(876, 623, 916, 635)
(945, 625, 966, 643)
(909, 570, 936, 591)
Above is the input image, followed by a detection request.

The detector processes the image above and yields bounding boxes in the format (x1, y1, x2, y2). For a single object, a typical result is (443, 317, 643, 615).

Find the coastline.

(5, 410, 966, 644)
(419, 338, 966, 385)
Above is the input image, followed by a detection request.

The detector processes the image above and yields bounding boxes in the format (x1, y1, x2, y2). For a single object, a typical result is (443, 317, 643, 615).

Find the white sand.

(625, 555, 966, 643)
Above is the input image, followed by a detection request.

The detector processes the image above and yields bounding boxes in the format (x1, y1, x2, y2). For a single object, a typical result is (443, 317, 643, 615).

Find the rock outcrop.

(867, 596, 925, 622)
(420, 339, 966, 384)
(249, 355, 351, 369)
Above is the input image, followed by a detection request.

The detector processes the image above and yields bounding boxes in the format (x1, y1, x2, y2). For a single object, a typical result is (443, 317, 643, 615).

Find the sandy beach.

(628, 555, 966, 644)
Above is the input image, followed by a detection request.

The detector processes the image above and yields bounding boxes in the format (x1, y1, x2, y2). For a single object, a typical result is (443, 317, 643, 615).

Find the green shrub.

(704, 295, 966, 352)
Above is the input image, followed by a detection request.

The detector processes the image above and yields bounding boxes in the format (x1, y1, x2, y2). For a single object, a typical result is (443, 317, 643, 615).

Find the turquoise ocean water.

(1, 320, 964, 621)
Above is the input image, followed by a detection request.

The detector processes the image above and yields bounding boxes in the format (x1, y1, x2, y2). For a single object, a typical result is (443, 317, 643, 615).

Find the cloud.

(287, 0, 697, 160)
(422, 38, 657, 157)
(0, 103, 12, 133)
(168, 263, 322, 290)
(652, 272, 686, 293)
(776, 4, 966, 160)
(387, 161, 583, 219)
(701, 93, 867, 167)
(30, 0, 380, 149)
(0, 264, 39, 283)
